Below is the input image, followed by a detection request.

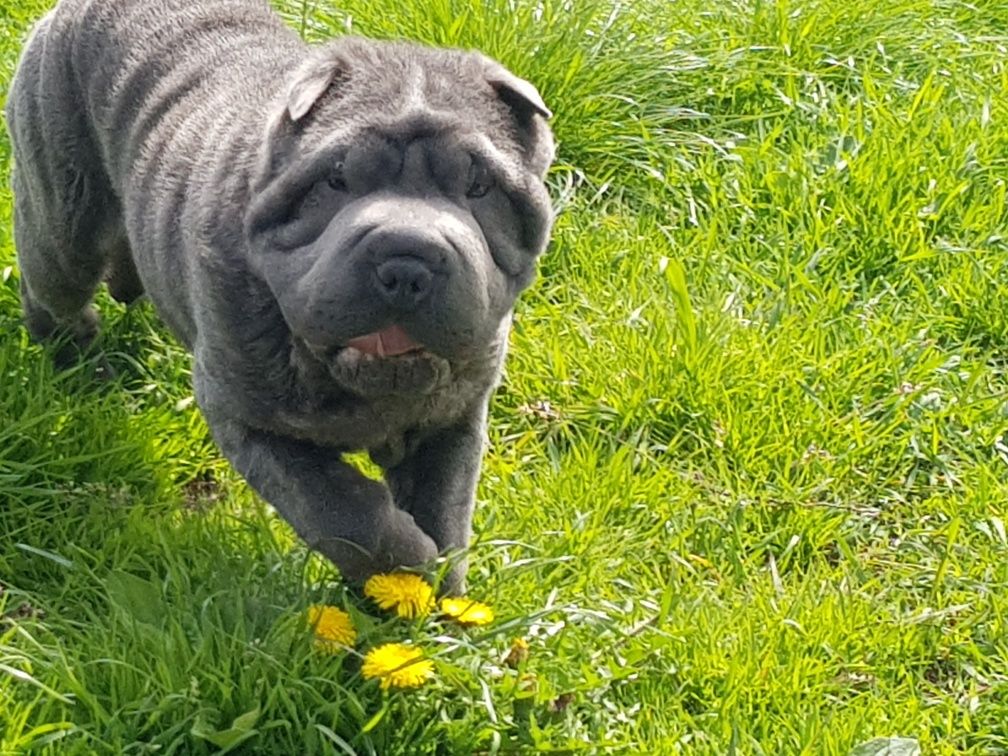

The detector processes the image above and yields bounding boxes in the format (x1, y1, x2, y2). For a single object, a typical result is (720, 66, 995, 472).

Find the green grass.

(2, 0, 1007, 752)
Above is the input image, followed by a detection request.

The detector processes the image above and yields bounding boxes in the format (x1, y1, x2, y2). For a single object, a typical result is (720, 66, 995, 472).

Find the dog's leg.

(385, 412, 487, 594)
(13, 171, 112, 367)
(7, 18, 126, 367)
(195, 376, 439, 582)
(105, 231, 145, 306)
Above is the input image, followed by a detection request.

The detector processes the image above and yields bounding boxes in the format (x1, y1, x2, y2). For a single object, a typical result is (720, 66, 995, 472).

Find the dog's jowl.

(5, 0, 554, 590)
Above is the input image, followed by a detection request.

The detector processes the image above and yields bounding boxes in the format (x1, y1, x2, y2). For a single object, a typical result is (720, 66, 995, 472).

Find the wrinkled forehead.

(354, 54, 501, 120)
(302, 108, 526, 187)
(300, 56, 524, 154)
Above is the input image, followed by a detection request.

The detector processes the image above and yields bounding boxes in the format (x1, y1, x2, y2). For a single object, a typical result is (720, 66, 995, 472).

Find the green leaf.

(659, 256, 697, 364)
(360, 703, 388, 734)
(104, 570, 165, 627)
(850, 737, 921, 756)
(314, 724, 357, 756)
(0, 664, 73, 704)
(13, 722, 76, 749)
(344, 601, 378, 636)
(230, 706, 261, 732)
(15, 543, 74, 569)
(190, 706, 260, 752)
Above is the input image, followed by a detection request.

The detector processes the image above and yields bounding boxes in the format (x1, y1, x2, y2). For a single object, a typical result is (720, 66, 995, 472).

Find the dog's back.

(6, 0, 304, 347)
(10, 0, 296, 177)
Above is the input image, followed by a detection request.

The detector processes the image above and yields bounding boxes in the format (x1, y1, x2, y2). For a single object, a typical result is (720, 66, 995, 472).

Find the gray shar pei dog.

(5, 0, 554, 591)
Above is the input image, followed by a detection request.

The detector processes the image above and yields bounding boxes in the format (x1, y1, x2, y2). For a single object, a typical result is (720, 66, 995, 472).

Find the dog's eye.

(327, 161, 347, 191)
(466, 160, 493, 198)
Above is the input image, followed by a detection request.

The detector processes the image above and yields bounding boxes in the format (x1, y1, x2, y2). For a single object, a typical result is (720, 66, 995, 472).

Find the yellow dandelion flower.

(306, 604, 357, 650)
(439, 597, 495, 626)
(361, 643, 435, 690)
(363, 573, 435, 619)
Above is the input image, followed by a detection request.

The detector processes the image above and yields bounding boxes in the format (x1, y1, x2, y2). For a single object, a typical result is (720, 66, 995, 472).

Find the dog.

(5, 0, 555, 590)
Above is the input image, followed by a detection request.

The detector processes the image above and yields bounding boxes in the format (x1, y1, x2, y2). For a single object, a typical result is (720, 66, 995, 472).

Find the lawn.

(1, 0, 1007, 752)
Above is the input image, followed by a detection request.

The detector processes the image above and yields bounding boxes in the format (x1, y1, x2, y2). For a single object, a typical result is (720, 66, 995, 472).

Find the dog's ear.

(252, 50, 349, 207)
(485, 64, 552, 120)
(481, 60, 554, 176)
(285, 51, 351, 122)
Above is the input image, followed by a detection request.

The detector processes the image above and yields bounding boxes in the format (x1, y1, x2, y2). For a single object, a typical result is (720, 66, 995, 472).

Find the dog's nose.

(374, 256, 435, 309)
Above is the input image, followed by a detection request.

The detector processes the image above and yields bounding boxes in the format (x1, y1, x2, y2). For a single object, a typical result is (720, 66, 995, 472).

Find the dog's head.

(244, 38, 554, 396)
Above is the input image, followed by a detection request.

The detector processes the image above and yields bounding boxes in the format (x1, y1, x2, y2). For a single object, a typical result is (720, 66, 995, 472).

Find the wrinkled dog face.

(245, 38, 554, 396)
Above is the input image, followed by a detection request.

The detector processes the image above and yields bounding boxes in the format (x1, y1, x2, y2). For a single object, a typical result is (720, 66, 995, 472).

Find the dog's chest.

(274, 372, 481, 459)
(269, 340, 494, 458)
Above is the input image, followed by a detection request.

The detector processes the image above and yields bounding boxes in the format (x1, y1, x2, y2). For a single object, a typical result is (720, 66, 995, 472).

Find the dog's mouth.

(301, 325, 449, 396)
(344, 325, 425, 358)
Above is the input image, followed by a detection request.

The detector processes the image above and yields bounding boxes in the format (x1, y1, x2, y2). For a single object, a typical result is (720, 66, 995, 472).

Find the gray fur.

(5, 0, 554, 590)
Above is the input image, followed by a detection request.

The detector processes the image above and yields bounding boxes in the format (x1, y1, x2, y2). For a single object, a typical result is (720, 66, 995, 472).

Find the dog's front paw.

(376, 507, 440, 572)
(439, 560, 468, 597)
(312, 508, 438, 584)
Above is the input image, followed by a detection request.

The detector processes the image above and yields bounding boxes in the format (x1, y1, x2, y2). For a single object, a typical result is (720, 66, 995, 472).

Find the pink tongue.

(346, 325, 423, 357)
